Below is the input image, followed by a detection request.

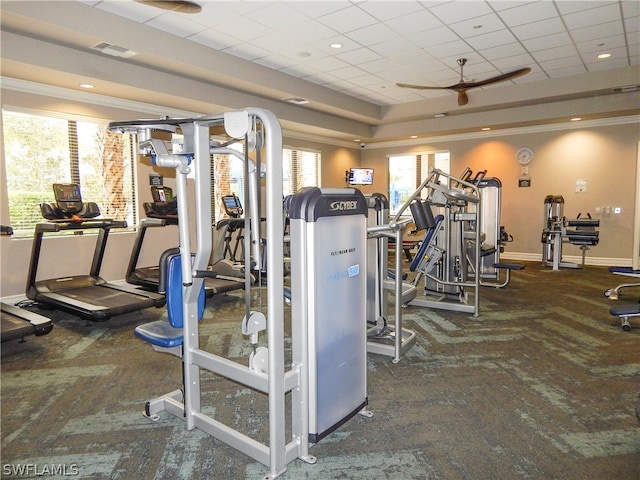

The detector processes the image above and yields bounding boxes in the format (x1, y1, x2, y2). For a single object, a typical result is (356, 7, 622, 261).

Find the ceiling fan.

(135, 1, 202, 13)
(397, 58, 531, 106)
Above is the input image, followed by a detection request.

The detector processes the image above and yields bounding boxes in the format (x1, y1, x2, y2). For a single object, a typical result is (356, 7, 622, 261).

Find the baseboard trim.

(501, 252, 632, 267)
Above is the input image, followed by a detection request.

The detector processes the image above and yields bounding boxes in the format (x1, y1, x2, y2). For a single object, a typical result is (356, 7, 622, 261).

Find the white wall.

(362, 119, 639, 265)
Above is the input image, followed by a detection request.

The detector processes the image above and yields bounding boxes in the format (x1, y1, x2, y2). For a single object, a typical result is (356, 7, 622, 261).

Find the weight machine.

(110, 109, 368, 478)
(365, 193, 417, 362)
(541, 195, 600, 270)
(466, 176, 523, 288)
(395, 168, 482, 316)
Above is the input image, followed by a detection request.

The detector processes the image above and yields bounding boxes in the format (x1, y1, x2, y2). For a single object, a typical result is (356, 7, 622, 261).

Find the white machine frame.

(111, 109, 314, 479)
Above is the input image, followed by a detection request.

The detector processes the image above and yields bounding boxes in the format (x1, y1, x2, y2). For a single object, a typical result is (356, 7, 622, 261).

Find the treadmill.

(1, 225, 53, 342)
(26, 184, 164, 321)
(126, 186, 179, 290)
(126, 187, 246, 295)
(1, 302, 53, 342)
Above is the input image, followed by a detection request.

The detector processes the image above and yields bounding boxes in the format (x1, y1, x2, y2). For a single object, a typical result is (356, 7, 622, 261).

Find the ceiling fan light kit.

(397, 58, 531, 106)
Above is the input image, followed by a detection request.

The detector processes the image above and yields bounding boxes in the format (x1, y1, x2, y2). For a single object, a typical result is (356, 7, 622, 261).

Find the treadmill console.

(151, 186, 174, 203)
(40, 183, 101, 220)
(144, 186, 178, 219)
(222, 194, 243, 218)
(54, 183, 83, 214)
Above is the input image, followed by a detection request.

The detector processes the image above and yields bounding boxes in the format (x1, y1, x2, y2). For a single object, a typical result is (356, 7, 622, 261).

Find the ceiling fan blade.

(135, 0, 202, 13)
(396, 82, 449, 90)
(397, 63, 530, 106)
(461, 67, 532, 89)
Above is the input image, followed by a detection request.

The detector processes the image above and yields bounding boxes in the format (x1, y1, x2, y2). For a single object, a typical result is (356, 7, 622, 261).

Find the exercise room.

(1, 1, 639, 479)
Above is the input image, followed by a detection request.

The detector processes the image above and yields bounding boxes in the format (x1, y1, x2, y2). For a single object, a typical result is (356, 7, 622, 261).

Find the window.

(388, 152, 449, 215)
(211, 143, 245, 222)
(2, 110, 137, 236)
(211, 146, 321, 222)
(283, 148, 320, 196)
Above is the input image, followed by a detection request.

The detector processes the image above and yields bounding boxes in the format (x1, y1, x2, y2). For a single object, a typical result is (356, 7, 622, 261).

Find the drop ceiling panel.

(496, 2, 560, 26)
(4, 0, 638, 116)
(429, 1, 495, 23)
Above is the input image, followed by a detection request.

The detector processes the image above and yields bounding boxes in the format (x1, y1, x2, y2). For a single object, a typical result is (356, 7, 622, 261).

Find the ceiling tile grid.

(91, 0, 639, 106)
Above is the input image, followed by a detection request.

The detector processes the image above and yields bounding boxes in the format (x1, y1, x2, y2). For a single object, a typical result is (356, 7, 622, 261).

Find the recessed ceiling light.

(79, 83, 94, 89)
(410, 135, 418, 139)
(597, 53, 612, 59)
(434, 113, 447, 118)
(330, 43, 343, 49)
(571, 117, 582, 121)
(481, 127, 490, 131)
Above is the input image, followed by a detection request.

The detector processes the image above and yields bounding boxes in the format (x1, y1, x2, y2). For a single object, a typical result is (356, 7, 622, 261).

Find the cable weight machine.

(395, 168, 482, 316)
(110, 109, 369, 479)
(541, 195, 600, 270)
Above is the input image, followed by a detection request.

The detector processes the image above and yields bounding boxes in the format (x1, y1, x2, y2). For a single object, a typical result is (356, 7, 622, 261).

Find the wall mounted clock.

(516, 147, 534, 165)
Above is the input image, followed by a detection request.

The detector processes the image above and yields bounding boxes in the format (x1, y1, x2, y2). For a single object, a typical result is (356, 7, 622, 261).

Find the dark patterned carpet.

(2, 262, 639, 479)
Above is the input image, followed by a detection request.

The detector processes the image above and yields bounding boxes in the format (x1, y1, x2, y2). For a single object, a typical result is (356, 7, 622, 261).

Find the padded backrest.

(409, 214, 444, 272)
(166, 254, 205, 328)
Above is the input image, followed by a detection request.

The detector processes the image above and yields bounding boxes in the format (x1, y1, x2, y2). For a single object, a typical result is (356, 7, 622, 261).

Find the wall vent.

(92, 42, 138, 59)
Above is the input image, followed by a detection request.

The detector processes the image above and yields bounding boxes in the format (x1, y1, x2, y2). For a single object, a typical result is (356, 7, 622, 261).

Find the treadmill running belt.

(40, 287, 157, 320)
(1, 315, 39, 342)
(1, 303, 53, 342)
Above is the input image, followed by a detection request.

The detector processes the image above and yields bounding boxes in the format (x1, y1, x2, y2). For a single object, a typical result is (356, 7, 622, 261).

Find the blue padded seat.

(609, 267, 640, 275)
(409, 215, 444, 272)
(610, 304, 640, 316)
(135, 253, 205, 349)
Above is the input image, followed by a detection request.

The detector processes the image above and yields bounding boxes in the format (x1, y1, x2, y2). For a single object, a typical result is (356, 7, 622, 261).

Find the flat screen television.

(347, 168, 374, 185)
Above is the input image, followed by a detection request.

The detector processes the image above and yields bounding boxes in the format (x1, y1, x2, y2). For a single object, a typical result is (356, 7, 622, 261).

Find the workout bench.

(610, 304, 639, 332)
